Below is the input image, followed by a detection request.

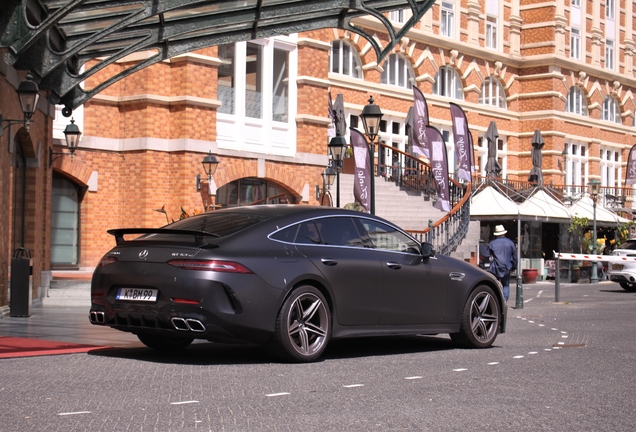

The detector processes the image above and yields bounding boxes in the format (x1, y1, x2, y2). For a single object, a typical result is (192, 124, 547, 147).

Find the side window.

(295, 221, 323, 245)
(314, 217, 364, 247)
(269, 224, 298, 243)
(354, 218, 420, 253)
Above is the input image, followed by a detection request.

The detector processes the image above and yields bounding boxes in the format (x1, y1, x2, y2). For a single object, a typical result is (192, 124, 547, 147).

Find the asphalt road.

(1, 281, 635, 431)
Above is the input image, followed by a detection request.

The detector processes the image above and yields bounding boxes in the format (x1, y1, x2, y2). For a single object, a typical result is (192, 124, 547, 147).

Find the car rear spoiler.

(107, 228, 220, 246)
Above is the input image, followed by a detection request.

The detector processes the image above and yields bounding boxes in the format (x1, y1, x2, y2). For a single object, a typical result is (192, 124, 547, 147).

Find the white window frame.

(433, 66, 464, 99)
(602, 96, 621, 124)
(566, 86, 588, 116)
(479, 77, 507, 108)
(606, 0, 615, 20)
(216, 37, 298, 157)
(570, 28, 580, 60)
(600, 147, 621, 192)
(565, 142, 588, 194)
(605, 39, 615, 70)
(381, 53, 414, 89)
(486, 15, 498, 50)
(330, 40, 362, 79)
(390, 9, 407, 24)
(441, 1, 454, 38)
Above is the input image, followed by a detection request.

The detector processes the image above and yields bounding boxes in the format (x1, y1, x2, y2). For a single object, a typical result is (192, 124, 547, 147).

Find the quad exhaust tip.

(89, 311, 106, 324)
(171, 317, 206, 332)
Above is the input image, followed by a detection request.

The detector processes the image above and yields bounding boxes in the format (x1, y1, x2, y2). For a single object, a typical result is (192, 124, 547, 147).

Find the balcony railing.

(471, 175, 634, 211)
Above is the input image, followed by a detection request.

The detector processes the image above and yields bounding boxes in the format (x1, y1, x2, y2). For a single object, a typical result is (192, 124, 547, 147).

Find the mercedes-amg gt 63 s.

(89, 205, 507, 362)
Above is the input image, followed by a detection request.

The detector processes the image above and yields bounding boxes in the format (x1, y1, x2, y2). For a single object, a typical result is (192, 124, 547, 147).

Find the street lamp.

(1, 74, 41, 137)
(49, 118, 83, 168)
(316, 165, 336, 204)
(588, 178, 601, 284)
(327, 134, 347, 207)
(360, 96, 383, 214)
(197, 151, 220, 210)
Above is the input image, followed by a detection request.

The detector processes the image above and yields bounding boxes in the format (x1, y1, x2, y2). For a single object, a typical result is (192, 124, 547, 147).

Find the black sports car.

(89, 205, 506, 362)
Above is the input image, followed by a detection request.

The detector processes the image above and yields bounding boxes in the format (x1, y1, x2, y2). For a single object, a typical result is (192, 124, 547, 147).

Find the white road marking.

(57, 411, 91, 416)
(453, 368, 468, 372)
(343, 384, 364, 388)
(487, 362, 499, 365)
(405, 376, 422, 380)
(266, 392, 290, 397)
(528, 352, 538, 355)
(171, 401, 199, 405)
(528, 320, 535, 323)
(513, 355, 524, 359)
(538, 324, 545, 327)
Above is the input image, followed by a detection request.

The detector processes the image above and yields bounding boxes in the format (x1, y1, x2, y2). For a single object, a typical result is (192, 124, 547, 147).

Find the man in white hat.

(488, 225, 517, 302)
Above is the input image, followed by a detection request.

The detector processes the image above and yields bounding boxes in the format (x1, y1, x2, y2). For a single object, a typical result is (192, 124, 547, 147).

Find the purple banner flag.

(350, 128, 371, 212)
(626, 144, 636, 185)
(412, 86, 430, 158)
(449, 102, 473, 182)
(426, 126, 451, 212)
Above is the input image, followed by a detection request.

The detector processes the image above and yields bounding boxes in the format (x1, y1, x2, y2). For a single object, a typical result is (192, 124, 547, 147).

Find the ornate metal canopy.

(1, 0, 436, 115)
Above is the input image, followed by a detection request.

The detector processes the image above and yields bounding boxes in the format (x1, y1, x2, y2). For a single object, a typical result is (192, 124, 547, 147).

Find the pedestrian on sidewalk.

(488, 225, 517, 302)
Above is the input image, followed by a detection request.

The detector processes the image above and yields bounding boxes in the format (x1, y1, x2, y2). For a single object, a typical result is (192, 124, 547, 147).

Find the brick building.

(2, 1, 636, 314)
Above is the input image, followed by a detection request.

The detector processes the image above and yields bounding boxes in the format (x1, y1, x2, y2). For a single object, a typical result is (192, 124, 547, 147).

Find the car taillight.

(97, 256, 118, 267)
(167, 259, 253, 273)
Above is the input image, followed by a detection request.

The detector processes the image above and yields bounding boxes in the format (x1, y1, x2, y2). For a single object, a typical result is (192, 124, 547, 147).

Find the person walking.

(488, 225, 517, 302)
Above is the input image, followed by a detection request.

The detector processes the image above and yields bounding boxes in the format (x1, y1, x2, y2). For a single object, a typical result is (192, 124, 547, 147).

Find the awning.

(518, 188, 571, 222)
(568, 195, 629, 225)
(470, 185, 519, 218)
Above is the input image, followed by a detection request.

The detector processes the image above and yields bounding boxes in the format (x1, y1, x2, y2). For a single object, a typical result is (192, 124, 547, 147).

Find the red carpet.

(0, 336, 108, 359)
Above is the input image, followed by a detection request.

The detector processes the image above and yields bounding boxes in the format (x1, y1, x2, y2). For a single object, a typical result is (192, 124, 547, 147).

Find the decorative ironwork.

(1, 0, 436, 114)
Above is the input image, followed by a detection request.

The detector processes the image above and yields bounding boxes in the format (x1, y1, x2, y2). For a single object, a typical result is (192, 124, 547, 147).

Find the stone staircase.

(336, 173, 478, 263)
(42, 271, 92, 307)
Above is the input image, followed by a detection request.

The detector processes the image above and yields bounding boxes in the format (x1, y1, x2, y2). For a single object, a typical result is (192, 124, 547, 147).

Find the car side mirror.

(421, 242, 435, 259)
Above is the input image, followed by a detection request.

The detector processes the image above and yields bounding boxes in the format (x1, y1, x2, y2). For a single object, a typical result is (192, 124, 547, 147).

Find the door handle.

(386, 262, 402, 269)
(321, 258, 338, 266)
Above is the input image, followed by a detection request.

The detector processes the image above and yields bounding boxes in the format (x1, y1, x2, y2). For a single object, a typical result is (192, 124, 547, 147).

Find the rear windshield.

(139, 213, 268, 240)
(617, 240, 636, 250)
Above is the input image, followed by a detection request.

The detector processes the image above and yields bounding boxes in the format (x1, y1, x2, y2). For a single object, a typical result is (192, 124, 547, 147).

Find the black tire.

(137, 333, 193, 351)
(619, 282, 636, 292)
(450, 285, 500, 348)
(268, 286, 331, 362)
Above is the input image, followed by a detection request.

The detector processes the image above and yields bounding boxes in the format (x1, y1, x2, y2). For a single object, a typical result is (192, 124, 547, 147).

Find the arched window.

(216, 178, 297, 207)
(330, 40, 362, 79)
(602, 96, 621, 123)
(381, 53, 413, 89)
(433, 66, 463, 99)
(479, 77, 507, 108)
(566, 86, 588, 115)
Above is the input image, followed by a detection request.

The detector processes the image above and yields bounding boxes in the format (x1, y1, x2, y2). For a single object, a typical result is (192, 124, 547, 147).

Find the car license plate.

(612, 264, 624, 270)
(116, 288, 158, 301)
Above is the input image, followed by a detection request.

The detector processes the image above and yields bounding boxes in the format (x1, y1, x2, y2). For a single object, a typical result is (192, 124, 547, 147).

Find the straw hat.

(493, 225, 507, 236)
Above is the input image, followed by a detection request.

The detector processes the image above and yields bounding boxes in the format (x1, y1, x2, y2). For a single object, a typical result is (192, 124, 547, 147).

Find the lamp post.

(588, 178, 601, 284)
(49, 118, 83, 168)
(328, 134, 347, 207)
(1, 74, 40, 136)
(316, 165, 336, 204)
(201, 151, 219, 210)
(360, 96, 383, 215)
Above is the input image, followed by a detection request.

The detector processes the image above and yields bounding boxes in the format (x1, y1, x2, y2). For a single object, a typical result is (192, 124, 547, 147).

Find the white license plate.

(116, 288, 158, 302)
(612, 264, 624, 270)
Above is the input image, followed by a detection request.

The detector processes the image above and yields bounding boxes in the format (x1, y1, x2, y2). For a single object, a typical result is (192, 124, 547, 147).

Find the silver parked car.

(607, 239, 636, 291)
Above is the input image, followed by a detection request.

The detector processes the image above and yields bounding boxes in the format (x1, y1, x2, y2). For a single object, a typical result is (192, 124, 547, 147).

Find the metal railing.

(376, 142, 472, 256)
(471, 175, 634, 210)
